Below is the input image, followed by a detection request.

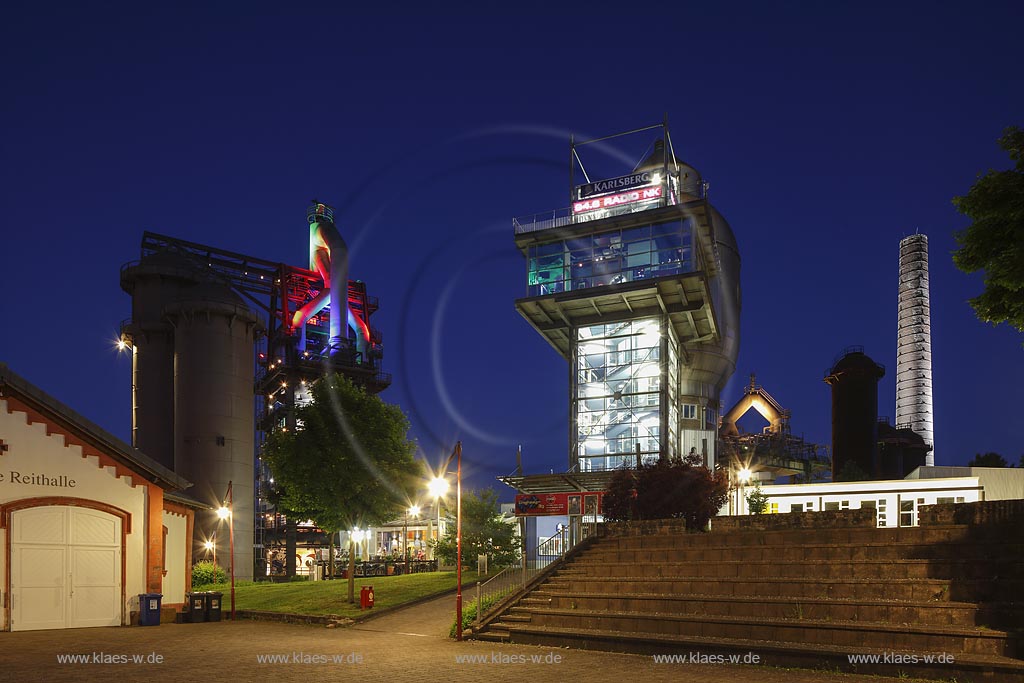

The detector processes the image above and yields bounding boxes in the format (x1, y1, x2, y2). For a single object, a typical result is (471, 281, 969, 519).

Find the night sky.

(3, 3, 1022, 497)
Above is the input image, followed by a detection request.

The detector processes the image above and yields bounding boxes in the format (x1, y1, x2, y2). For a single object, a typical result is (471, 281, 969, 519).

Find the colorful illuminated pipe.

(291, 209, 369, 359)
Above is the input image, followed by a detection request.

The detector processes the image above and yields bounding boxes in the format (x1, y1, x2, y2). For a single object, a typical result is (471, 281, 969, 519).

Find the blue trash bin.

(139, 593, 162, 626)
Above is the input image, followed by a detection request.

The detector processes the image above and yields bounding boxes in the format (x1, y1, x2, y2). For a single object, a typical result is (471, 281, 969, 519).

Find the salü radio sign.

(573, 185, 662, 214)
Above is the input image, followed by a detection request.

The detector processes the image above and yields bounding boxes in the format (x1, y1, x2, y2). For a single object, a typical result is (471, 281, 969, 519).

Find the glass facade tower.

(513, 131, 741, 476)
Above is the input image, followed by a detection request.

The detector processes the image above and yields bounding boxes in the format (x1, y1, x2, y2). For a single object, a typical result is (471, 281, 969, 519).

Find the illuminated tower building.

(896, 234, 934, 465)
(513, 124, 741, 472)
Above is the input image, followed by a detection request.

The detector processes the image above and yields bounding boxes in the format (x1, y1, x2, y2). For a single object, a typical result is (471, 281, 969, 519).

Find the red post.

(455, 441, 463, 641)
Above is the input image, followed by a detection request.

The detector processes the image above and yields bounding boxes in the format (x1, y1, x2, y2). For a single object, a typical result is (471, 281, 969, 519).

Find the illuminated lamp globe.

(428, 477, 450, 498)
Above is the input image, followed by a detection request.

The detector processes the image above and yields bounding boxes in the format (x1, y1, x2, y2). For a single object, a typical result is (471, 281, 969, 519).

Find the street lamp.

(204, 538, 216, 573)
(217, 481, 235, 621)
(405, 504, 420, 573)
(735, 467, 752, 516)
(428, 475, 450, 563)
(433, 442, 463, 640)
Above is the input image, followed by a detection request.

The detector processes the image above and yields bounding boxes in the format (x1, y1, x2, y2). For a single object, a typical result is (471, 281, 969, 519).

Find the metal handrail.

(472, 520, 601, 632)
(471, 518, 600, 629)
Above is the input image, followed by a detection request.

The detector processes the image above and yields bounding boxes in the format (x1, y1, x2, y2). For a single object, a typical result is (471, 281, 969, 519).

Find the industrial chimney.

(896, 234, 934, 465)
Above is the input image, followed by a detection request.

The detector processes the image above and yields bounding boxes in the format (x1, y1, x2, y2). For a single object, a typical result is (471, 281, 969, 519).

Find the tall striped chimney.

(896, 234, 934, 465)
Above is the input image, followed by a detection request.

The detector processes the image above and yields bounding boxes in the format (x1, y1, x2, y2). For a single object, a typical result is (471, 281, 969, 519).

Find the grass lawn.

(196, 570, 488, 619)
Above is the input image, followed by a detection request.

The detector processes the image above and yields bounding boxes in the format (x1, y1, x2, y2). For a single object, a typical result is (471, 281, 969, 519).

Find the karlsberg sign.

(575, 170, 657, 200)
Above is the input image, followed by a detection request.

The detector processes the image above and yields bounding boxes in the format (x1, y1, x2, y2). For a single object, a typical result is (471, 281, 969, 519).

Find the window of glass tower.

(575, 319, 663, 471)
(527, 219, 694, 297)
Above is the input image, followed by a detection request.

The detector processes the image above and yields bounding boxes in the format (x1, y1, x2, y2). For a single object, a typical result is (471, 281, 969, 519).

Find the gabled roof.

(0, 362, 192, 491)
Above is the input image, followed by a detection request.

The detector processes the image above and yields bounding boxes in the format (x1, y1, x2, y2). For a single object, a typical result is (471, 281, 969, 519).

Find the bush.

(192, 560, 227, 586)
(602, 453, 729, 530)
(746, 481, 769, 514)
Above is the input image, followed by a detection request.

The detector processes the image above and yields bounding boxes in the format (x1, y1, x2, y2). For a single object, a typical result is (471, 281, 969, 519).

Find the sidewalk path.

(0, 602, 946, 683)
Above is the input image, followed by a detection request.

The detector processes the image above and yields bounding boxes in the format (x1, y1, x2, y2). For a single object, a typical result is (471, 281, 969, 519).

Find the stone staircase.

(474, 502, 1024, 681)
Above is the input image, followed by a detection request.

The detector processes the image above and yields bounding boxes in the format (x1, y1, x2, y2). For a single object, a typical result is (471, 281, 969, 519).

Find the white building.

(0, 364, 202, 631)
(728, 466, 1024, 527)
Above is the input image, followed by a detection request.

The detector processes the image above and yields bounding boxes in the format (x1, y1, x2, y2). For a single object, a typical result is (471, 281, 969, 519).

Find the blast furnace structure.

(120, 203, 389, 579)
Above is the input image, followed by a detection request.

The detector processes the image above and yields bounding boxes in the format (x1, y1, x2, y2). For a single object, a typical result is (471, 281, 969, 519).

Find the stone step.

(472, 626, 510, 643)
(540, 576, 1024, 603)
(490, 623, 1024, 683)
(603, 524, 975, 550)
(576, 541, 1024, 564)
(502, 613, 532, 623)
(566, 558, 1023, 581)
(517, 608, 1015, 656)
(514, 592, 1013, 627)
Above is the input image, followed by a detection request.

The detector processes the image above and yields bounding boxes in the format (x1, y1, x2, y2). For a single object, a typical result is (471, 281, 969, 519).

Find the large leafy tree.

(433, 488, 522, 568)
(952, 126, 1024, 332)
(262, 373, 422, 600)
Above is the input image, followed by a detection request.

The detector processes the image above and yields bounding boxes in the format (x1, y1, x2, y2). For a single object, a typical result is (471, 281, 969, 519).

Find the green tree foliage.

(602, 453, 729, 530)
(952, 126, 1024, 332)
(262, 373, 422, 598)
(745, 481, 770, 514)
(433, 488, 522, 568)
(967, 452, 1010, 467)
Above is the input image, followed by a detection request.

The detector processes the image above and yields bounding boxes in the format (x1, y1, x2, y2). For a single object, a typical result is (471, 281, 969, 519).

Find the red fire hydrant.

(360, 585, 374, 610)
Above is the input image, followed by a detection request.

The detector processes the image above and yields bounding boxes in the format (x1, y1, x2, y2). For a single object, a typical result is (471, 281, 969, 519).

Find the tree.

(745, 481, 770, 514)
(834, 460, 870, 482)
(262, 373, 422, 601)
(433, 488, 522, 568)
(967, 452, 1010, 468)
(952, 126, 1024, 333)
(601, 452, 729, 529)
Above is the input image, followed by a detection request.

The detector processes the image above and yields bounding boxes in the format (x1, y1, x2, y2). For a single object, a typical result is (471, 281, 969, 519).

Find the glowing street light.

(404, 504, 421, 574)
(737, 468, 752, 485)
(204, 538, 216, 573)
(428, 476, 450, 562)
(434, 442, 464, 640)
(217, 481, 235, 621)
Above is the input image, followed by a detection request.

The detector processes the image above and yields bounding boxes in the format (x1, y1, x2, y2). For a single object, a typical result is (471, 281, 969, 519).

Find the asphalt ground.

(0, 594, 946, 683)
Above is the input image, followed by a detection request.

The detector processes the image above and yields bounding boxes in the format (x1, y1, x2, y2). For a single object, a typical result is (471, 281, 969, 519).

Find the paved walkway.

(0, 596, 942, 682)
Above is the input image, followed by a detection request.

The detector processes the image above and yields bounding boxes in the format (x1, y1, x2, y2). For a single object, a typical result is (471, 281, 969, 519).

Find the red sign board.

(572, 185, 662, 214)
(515, 492, 604, 517)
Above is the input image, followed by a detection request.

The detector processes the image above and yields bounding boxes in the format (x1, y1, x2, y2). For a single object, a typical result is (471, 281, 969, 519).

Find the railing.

(512, 207, 574, 235)
(512, 179, 709, 236)
(470, 517, 600, 629)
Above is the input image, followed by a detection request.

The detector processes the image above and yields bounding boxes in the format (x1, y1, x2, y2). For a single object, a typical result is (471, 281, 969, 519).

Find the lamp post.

(430, 441, 463, 640)
(404, 505, 420, 574)
(736, 467, 752, 516)
(217, 481, 235, 621)
(204, 538, 216, 573)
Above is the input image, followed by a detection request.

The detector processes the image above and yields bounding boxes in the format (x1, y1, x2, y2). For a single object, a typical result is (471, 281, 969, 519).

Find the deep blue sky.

(3, 2, 1022, 496)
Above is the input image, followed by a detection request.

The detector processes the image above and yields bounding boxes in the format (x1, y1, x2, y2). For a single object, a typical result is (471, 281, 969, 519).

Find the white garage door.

(11, 506, 122, 631)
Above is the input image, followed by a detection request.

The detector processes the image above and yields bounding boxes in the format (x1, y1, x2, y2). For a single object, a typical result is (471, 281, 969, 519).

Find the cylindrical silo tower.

(166, 283, 259, 581)
(825, 348, 884, 480)
(896, 234, 934, 465)
(120, 253, 205, 470)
